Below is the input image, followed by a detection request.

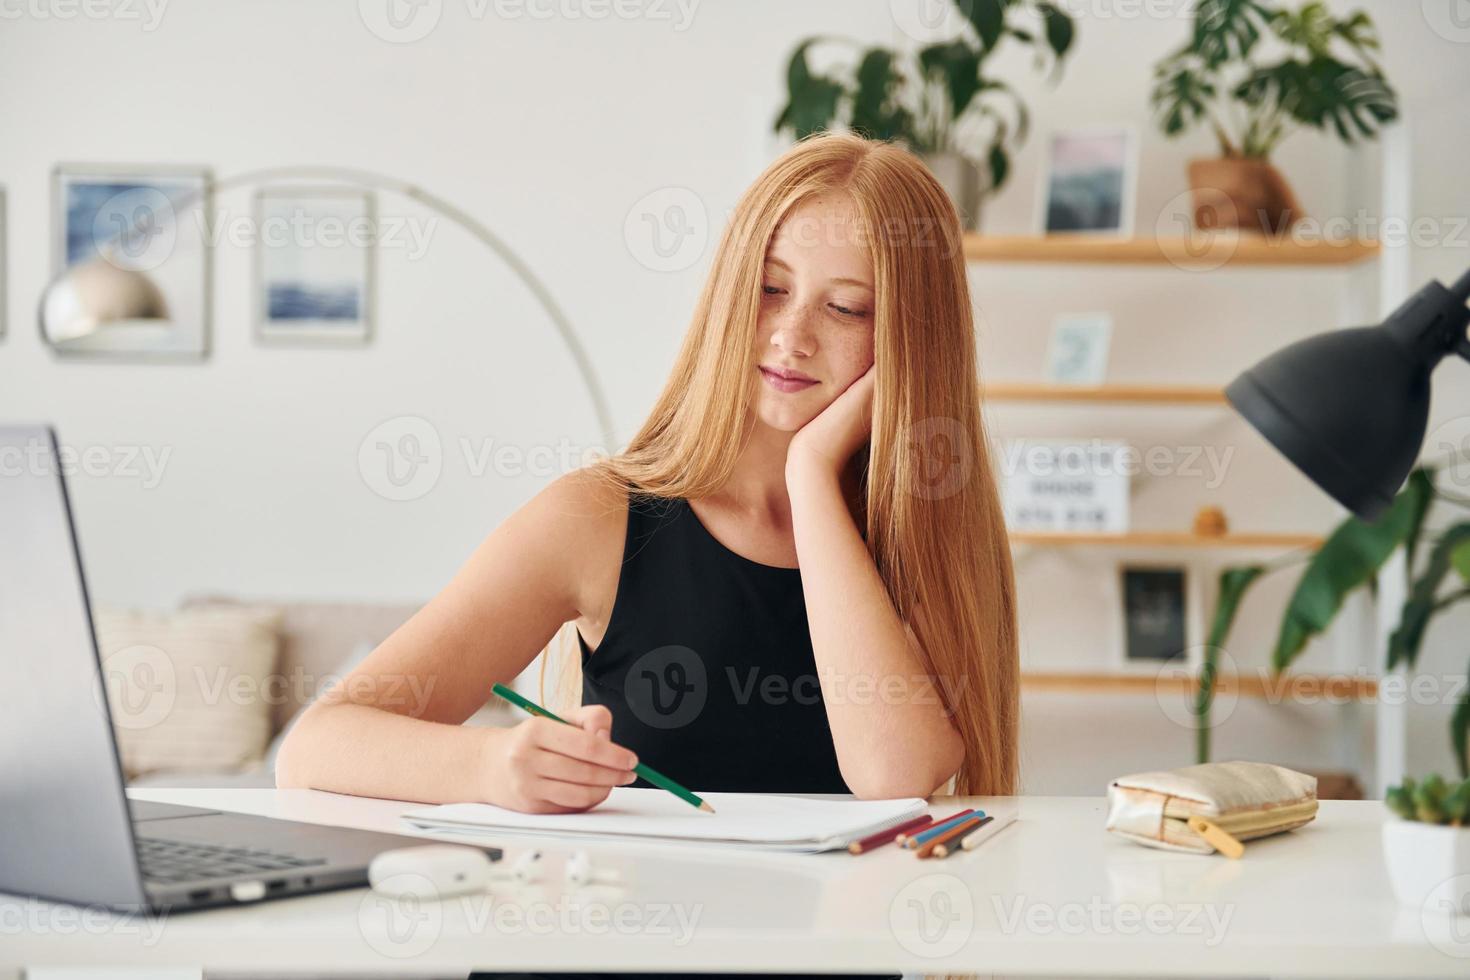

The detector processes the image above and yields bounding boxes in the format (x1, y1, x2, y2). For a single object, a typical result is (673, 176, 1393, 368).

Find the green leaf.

(1272, 472, 1431, 671)
(1455, 676, 1470, 780)
(1192, 0, 1274, 68)
(1452, 538, 1470, 582)
(964, 0, 1006, 52)
(1036, 2, 1075, 61)
(1271, 1, 1337, 57)
(1389, 522, 1470, 670)
(1151, 61, 1217, 138)
(1385, 784, 1415, 820)
(1235, 57, 1398, 144)
(1446, 778, 1470, 823)
(1208, 566, 1267, 650)
(774, 39, 847, 139)
(987, 142, 1010, 192)
(1402, 469, 1435, 572)
(918, 41, 983, 118)
(849, 47, 912, 142)
(1416, 774, 1450, 823)
(1194, 565, 1266, 763)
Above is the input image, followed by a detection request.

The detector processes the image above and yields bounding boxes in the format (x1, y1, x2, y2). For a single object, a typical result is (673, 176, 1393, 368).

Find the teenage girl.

(277, 133, 1018, 973)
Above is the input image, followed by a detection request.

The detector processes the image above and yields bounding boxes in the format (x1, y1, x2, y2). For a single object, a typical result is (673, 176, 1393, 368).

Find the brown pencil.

(916, 814, 983, 859)
(934, 815, 994, 858)
(849, 814, 934, 855)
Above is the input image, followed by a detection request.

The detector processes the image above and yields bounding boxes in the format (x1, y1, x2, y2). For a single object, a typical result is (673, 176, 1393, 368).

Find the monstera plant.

(1197, 467, 1470, 777)
(1151, 0, 1398, 233)
(774, 0, 1076, 229)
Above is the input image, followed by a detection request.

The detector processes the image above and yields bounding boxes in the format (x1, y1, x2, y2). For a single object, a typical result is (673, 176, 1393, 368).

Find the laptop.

(0, 424, 501, 912)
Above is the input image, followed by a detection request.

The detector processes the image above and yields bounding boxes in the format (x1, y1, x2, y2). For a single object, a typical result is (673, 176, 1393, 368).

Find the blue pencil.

(904, 808, 986, 848)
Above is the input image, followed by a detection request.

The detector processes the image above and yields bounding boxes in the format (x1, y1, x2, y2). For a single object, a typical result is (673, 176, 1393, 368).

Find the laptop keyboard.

(136, 836, 327, 882)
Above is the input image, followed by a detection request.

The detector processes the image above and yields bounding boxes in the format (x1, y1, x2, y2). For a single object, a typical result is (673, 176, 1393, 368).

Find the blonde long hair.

(549, 132, 1018, 796)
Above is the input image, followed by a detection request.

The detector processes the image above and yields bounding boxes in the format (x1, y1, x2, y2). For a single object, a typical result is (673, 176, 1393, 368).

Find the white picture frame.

(49, 163, 213, 359)
(1036, 126, 1138, 237)
(254, 186, 375, 346)
(1045, 312, 1113, 385)
(1112, 564, 1203, 674)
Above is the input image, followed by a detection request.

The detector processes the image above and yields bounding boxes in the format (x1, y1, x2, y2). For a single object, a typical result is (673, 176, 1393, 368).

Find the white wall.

(2, 0, 1467, 793)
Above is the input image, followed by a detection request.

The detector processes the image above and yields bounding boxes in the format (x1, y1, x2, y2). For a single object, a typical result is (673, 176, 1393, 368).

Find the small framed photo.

(1045, 312, 1112, 386)
(1119, 566, 1189, 666)
(49, 164, 213, 359)
(1037, 126, 1138, 236)
(254, 187, 375, 346)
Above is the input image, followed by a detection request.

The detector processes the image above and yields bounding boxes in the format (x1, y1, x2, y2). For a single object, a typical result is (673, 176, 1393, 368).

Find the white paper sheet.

(401, 789, 927, 853)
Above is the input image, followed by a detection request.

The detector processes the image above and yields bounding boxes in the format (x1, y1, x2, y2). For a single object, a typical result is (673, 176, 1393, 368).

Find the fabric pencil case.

(1105, 760, 1319, 855)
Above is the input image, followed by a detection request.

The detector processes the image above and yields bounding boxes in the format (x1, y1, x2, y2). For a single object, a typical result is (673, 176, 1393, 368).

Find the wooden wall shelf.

(1011, 531, 1323, 550)
(1022, 670, 1379, 701)
(963, 234, 1381, 267)
(984, 383, 1226, 404)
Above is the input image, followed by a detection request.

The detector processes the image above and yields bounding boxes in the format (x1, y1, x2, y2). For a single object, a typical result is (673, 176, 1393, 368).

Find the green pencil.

(490, 683, 714, 813)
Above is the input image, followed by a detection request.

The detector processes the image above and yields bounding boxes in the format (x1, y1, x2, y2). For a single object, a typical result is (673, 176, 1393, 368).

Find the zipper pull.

(1188, 815, 1245, 859)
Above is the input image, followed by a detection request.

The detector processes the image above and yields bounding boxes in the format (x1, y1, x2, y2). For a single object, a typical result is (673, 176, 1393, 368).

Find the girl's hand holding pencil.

(490, 684, 714, 815)
(482, 688, 640, 814)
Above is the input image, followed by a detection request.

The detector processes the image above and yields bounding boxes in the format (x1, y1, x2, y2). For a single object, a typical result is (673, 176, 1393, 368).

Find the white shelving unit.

(968, 124, 1414, 795)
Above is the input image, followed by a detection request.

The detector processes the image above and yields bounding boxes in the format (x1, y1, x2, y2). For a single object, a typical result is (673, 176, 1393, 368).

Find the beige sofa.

(125, 596, 516, 788)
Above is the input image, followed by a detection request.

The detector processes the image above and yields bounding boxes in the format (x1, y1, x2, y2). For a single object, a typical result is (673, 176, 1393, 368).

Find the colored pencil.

(490, 683, 713, 813)
(934, 815, 994, 858)
(958, 811, 1005, 852)
(917, 814, 984, 859)
(894, 815, 937, 847)
(849, 814, 934, 855)
(903, 808, 977, 849)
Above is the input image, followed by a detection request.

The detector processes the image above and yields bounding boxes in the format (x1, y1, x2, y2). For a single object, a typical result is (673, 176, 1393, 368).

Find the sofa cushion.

(181, 596, 424, 735)
(94, 605, 282, 779)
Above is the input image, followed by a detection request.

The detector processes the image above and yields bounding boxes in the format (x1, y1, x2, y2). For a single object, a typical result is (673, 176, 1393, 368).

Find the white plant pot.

(922, 152, 983, 232)
(1382, 816, 1470, 916)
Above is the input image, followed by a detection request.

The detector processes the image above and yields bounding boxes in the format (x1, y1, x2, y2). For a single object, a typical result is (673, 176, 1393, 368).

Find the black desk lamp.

(1226, 269, 1470, 521)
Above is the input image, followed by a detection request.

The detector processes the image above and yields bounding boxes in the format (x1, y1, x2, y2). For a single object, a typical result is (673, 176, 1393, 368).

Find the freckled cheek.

(821, 326, 875, 389)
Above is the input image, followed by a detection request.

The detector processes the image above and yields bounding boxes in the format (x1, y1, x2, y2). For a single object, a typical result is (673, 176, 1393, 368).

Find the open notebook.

(402, 789, 928, 853)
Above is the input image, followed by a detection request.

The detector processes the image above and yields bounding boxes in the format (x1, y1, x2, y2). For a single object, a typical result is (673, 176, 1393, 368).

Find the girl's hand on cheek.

(786, 364, 875, 486)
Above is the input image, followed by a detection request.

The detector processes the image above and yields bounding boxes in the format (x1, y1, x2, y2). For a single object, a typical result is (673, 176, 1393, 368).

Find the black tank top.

(579, 490, 852, 795)
(468, 490, 895, 980)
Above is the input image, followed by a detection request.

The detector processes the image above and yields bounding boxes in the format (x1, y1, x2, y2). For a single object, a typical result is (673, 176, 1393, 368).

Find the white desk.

(0, 788, 1461, 978)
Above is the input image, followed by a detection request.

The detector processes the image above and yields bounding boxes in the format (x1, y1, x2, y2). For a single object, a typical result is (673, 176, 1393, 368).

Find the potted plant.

(1383, 775, 1470, 914)
(774, 0, 1076, 230)
(1196, 466, 1470, 779)
(1150, 0, 1398, 234)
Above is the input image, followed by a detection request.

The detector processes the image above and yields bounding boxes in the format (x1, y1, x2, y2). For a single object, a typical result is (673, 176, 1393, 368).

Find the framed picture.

(48, 164, 212, 359)
(1118, 567, 1190, 666)
(1045, 312, 1112, 386)
(254, 187, 375, 346)
(1037, 126, 1137, 236)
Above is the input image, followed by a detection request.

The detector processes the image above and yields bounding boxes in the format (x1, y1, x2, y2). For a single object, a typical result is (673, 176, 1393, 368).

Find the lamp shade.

(1225, 326, 1429, 521)
(1226, 278, 1470, 522)
(39, 258, 170, 345)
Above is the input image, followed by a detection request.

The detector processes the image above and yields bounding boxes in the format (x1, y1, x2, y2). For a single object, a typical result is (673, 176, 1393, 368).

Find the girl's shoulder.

(532, 465, 632, 537)
(518, 466, 633, 623)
